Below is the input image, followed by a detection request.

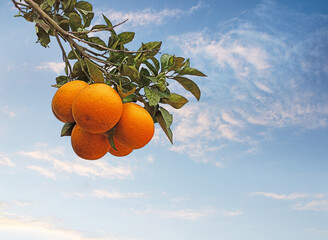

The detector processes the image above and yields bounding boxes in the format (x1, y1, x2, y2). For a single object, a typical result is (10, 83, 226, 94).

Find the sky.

(0, 0, 327, 239)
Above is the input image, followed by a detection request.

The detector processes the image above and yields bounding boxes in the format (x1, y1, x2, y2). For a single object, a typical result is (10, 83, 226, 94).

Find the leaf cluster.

(13, 0, 207, 144)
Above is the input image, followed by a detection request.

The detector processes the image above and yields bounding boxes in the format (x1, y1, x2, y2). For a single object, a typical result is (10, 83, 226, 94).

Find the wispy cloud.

(251, 191, 328, 212)
(19, 146, 133, 179)
(124, 206, 242, 221)
(27, 165, 56, 180)
(1, 105, 17, 118)
(0, 213, 116, 240)
(100, 2, 203, 27)
(93, 190, 146, 199)
(35, 62, 65, 75)
(294, 200, 328, 211)
(251, 192, 311, 200)
(0, 154, 15, 167)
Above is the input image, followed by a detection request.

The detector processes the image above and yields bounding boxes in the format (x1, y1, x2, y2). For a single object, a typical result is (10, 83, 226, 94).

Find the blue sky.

(0, 0, 327, 239)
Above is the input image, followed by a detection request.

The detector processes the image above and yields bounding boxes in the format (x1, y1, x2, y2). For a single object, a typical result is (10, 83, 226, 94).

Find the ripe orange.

(115, 103, 155, 149)
(71, 124, 110, 160)
(72, 83, 123, 133)
(108, 137, 133, 157)
(51, 80, 88, 123)
(51, 101, 65, 122)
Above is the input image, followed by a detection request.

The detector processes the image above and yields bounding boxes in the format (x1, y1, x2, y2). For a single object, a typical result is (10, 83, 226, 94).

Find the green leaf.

(160, 54, 172, 72)
(118, 32, 135, 45)
(67, 49, 78, 59)
(35, 26, 50, 47)
(47, 0, 56, 7)
(117, 85, 136, 99)
(144, 87, 160, 106)
(162, 93, 188, 109)
(102, 14, 116, 35)
(144, 60, 158, 76)
(87, 36, 107, 51)
(61, 122, 75, 137)
(85, 59, 104, 83)
(69, 12, 82, 31)
(120, 65, 140, 82)
(106, 127, 117, 151)
(179, 67, 207, 77)
(173, 76, 201, 100)
(56, 76, 69, 86)
(91, 24, 108, 30)
(72, 59, 87, 78)
(156, 107, 173, 144)
(150, 57, 160, 72)
(75, 1, 92, 11)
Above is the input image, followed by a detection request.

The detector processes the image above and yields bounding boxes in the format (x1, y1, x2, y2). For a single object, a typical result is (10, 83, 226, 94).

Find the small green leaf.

(87, 36, 107, 51)
(179, 67, 207, 77)
(118, 32, 135, 45)
(56, 76, 69, 86)
(91, 24, 108, 30)
(75, 1, 93, 11)
(150, 57, 160, 72)
(160, 54, 172, 72)
(85, 59, 104, 83)
(35, 26, 50, 47)
(120, 65, 140, 82)
(156, 107, 173, 144)
(47, 0, 56, 7)
(162, 93, 188, 109)
(72, 59, 87, 78)
(67, 50, 78, 59)
(117, 85, 137, 99)
(106, 127, 117, 151)
(103, 14, 116, 35)
(144, 60, 158, 76)
(173, 76, 201, 101)
(61, 122, 76, 137)
(144, 87, 160, 106)
(69, 12, 82, 31)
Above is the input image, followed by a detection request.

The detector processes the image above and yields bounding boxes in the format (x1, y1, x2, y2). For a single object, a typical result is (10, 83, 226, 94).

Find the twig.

(69, 19, 129, 35)
(55, 32, 73, 78)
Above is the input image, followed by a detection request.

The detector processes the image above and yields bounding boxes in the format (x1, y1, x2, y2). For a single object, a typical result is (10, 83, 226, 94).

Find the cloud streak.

(19, 146, 133, 180)
(100, 2, 203, 27)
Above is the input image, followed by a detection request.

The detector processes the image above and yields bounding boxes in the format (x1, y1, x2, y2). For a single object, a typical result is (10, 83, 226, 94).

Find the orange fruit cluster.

(51, 80, 155, 160)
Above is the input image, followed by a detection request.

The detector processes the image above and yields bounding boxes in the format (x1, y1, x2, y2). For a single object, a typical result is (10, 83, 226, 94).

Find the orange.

(115, 103, 155, 149)
(71, 124, 110, 160)
(51, 80, 88, 122)
(72, 83, 123, 133)
(108, 137, 133, 157)
(51, 101, 65, 122)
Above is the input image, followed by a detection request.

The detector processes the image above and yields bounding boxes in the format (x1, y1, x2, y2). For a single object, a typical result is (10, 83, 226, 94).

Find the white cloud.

(124, 206, 241, 221)
(19, 146, 133, 179)
(27, 165, 56, 180)
(0, 213, 116, 240)
(251, 191, 328, 212)
(100, 2, 203, 27)
(35, 62, 65, 75)
(1, 106, 17, 118)
(251, 192, 310, 200)
(0, 154, 15, 167)
(294, 200, 328, 211)
(93, 190, 146, 199)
